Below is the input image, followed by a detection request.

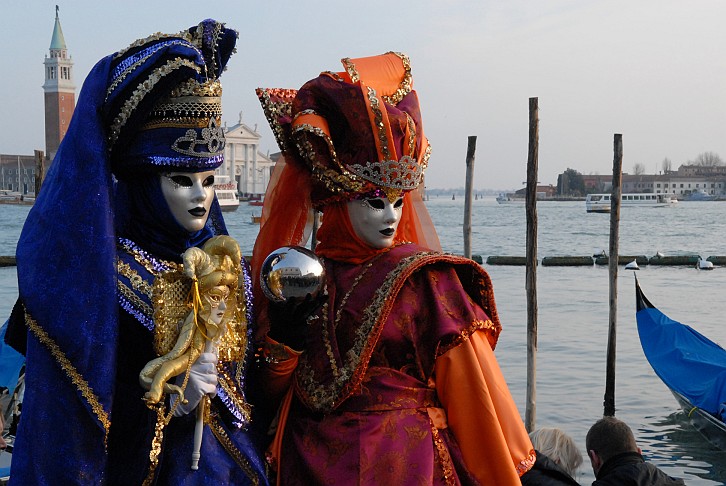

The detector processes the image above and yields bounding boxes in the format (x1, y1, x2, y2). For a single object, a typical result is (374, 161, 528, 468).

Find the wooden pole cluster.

(604, 134, 623, 417)
(525, 97, 539, 432)
(463, 136, 477, 259)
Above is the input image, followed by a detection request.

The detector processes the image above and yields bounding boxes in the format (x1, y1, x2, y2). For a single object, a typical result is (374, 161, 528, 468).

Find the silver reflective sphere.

(260, 246, 325, 303)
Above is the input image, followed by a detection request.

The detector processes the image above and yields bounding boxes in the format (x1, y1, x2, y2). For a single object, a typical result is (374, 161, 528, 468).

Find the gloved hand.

(267, 293, 322, 351)
(171, 351, 219, 417)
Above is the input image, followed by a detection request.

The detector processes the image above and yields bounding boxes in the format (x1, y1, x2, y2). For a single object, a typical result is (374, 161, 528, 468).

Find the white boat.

(214, 175, 239, 212)
(585, 193, 677, 213)
(496, 193, 524, 204)
(684, 189, 717, 201)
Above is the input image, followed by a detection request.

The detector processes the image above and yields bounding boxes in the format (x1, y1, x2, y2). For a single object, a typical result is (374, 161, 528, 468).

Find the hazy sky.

(1, 1, 724, 190)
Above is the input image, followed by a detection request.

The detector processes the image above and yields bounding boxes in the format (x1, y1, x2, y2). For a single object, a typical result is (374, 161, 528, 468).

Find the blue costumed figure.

(5, 19, 269, 485)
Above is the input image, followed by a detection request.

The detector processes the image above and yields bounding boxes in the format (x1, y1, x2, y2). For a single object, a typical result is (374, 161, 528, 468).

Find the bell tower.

(43, 5, 75, 162)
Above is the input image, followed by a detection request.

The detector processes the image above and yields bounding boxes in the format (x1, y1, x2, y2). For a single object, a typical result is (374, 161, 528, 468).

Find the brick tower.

(43, 6, 75, 162)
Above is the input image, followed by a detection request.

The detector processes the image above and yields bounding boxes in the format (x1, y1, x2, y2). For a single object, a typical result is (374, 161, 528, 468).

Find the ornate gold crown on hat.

(348, 155, 427, 191)
(143, 78, 225, 157)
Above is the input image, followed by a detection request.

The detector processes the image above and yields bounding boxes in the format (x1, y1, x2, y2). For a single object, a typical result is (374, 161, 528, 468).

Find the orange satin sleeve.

(261, 334, 301, 401)
(435, 329, 536, 483)
(259, 335, 301, 485)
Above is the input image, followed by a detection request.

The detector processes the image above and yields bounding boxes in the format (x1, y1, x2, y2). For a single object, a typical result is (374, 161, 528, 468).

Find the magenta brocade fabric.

(278, 243, 499, 484)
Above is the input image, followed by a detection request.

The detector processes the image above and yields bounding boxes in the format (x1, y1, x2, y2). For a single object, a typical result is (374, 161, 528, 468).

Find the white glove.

(171, 351, 219, 417)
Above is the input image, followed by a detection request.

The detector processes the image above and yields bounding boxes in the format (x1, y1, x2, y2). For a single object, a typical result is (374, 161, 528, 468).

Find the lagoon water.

(2, 197, 726, 484)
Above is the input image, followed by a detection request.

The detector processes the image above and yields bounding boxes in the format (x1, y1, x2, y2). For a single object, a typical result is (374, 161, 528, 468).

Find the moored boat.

(496, 193, 524, 205)
(213, 175, 239, 212)
(635, 277, 726, 450)
(585, 193, 677, 213)
(684, 189, 717, 201)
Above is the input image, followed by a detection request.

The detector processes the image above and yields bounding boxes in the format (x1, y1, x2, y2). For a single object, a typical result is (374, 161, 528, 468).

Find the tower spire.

(43, 6, 75, 162)
(50, 5, 67, 51)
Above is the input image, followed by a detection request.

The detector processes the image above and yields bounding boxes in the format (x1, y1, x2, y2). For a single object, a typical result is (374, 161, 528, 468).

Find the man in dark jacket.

(586, 416, 685, 485)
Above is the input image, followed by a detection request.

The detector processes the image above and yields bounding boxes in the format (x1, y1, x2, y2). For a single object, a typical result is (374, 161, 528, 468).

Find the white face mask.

(204, 286, 230, 327)
(160, 170, 216, 232)
(346, 196, 404, 249)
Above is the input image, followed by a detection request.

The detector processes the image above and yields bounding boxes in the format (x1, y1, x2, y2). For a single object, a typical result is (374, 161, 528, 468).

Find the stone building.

(221, 112, 275, 199)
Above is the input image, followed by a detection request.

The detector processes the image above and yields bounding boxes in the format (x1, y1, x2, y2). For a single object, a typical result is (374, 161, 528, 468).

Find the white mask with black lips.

(160, 170, 216, 232)
(346, 197, 404, 249)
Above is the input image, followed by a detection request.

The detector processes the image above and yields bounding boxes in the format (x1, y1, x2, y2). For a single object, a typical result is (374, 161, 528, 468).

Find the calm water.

(2, 198, 726, 484)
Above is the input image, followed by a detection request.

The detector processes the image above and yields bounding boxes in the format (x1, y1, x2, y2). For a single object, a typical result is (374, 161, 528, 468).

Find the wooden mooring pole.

(604, 134, 623, 417)
(463, 136, 476, 259)
(525, 97, 539, 432)
(34, 150, 45, 196)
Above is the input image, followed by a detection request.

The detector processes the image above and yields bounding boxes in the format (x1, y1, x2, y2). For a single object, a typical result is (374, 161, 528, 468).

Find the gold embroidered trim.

(421, 144, 432, 172)
(209, 414, 261, 485)
(118, 280, 154, 317)
(366, 86, 391, 161)
(341, 57, 359, 83)
(114, 30, 194, 60)
(142, 403, 168, 486)
(341, 52, 412, 106)
(406, 113, 416, 156)
(194, 21, 223, 76)
(255, 87, 297, 153)
(119, 240, 179, 275)
(435, 319, 498, 358)
(292, 126, 368, 197)
(118, 260, 153, 298)
(431, 422, 456, 486)
(108, 58, 202, 148)
(381, 52, 413, 106)
(218, 369, 252, 423)
(517, 449, 537, 477)
(321, 70, 345, 82)
(297, 249, 434, 412)
(106, 39, 198, 102)
(24, 312, 111, 444)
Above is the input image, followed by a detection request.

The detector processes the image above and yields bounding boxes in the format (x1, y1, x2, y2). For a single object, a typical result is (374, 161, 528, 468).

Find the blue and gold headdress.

(105, 19, 237, 178)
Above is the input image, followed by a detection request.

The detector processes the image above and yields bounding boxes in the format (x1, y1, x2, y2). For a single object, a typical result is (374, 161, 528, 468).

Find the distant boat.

(684, 189, 717, 201)
(496, 193, 524, 205)
(635, 277, 726, 450)
(251, 214, 262, 224)
(213, 175, 239, 212)
(0, 190, 33, 206)
(585, 193, 677, 213)
(0, 190, 21, 202)
(248, 200, 264, 207)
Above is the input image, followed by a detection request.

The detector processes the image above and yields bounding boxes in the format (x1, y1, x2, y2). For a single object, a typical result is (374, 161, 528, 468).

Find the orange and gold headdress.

(258, 52, 430, 207)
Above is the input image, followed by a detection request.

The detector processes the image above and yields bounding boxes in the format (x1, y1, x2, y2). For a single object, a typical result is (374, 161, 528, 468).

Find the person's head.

(529, 427, 583, 477)
(292, 54, 429, 255)
(106, 20, 237, 257)
(253, 52, 442, 272)
(585, 416, 641, 474)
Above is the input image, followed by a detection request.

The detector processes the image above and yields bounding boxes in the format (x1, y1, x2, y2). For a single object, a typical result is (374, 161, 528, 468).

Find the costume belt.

(332, 368, 438, 413)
